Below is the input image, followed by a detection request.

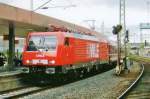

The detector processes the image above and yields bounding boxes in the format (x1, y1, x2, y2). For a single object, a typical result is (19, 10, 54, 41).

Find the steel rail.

(0, 85, 31, 94)
(3, 86, 53, 99)
(117, 64, 144, 99)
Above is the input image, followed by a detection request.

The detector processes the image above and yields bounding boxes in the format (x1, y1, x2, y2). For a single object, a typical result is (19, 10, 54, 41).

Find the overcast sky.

(0, 0, 148, 26)
(0, 0, 149, 42)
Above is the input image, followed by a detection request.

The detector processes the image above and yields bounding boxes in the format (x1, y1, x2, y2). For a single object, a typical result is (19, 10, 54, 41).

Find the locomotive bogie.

(22, 60, 101, 75)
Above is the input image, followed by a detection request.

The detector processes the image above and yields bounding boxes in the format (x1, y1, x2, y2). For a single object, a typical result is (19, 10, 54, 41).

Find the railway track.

(0, 85, 53, 99)
(0, 64, 115, 99)
(118, 64, 150, 99)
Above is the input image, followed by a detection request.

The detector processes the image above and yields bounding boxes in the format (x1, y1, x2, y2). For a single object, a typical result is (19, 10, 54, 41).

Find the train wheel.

(91, 65, 97, 74)
(95, 65, 100, 73)
(57, 74, 67, 83)
(73, 69, 80, 80)
(66, 71, 73, 81)
(79, 70, 84, 78)
(82, 68, 88, 78)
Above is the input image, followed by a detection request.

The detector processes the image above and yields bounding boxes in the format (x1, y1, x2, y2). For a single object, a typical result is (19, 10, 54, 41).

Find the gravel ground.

(22, 63, 141, 99)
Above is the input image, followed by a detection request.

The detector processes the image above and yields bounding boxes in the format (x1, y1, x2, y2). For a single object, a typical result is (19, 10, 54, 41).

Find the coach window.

(64, 37, 69, 46)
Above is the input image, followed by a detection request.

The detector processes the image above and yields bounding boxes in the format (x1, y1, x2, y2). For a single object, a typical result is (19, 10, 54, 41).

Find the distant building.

(130, 43, 141, 49)
(129, 42, 150, 56)
(129, 43, 140, 55)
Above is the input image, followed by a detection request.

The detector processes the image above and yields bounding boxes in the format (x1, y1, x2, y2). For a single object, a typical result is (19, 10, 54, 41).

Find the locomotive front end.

(22, 32, 59, 74)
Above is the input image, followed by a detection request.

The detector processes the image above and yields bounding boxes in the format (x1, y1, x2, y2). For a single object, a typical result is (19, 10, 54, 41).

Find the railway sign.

(3, 35, 9, 40)
(140, 23, 150, 29)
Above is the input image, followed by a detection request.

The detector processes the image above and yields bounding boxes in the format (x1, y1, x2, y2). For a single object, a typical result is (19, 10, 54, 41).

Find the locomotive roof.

(28, 32, 110, 43)
(65, 32, 99, 42)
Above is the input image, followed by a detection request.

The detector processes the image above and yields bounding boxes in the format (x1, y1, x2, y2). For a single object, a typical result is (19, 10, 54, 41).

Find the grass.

(128, 54, 150, 63)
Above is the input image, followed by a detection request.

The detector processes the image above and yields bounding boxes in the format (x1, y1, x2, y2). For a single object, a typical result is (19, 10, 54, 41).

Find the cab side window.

(64, 37, 69, 46)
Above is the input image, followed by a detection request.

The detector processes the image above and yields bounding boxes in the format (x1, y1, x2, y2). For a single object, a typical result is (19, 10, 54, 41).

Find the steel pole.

(8, 22, 15, 69)
(115, 0, 122, 74)
(124, 38, 127, 69)
(123, 0, 128, 70)
(117, 32, 121, 67)
(30, 0, 33, 11)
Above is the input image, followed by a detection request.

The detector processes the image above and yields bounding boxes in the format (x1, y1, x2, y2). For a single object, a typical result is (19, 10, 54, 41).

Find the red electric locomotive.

(22, 31, 114, 75)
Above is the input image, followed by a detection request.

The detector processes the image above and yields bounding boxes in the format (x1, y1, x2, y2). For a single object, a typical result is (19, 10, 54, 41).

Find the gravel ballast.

(23, 62, 141, 99)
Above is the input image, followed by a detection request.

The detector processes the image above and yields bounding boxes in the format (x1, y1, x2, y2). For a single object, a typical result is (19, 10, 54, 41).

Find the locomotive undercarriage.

(22, 60, 116, 83)
(22, 59, 115, 76)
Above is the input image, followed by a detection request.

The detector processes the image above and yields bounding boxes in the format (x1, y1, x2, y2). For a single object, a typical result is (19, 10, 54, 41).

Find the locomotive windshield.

(27, 35, 57, 52)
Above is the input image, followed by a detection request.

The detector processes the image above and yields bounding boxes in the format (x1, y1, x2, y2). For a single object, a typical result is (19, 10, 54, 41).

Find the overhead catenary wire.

(32, 0, 53, 11)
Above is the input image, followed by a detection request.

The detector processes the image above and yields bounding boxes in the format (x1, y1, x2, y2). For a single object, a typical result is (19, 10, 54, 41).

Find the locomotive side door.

(63, 37, 71, 64)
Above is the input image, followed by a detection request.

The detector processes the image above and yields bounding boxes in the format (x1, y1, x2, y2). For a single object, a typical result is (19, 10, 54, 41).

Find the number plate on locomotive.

(32, 59, 48, 64)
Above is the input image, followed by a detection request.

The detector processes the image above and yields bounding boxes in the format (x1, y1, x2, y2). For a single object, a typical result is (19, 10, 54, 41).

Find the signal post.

(112, 25, 123, 75)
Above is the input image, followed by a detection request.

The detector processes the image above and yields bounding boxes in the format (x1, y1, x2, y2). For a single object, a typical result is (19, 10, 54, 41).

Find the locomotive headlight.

(51, 60, 55, 64)
(49, 60, 55, 64)
(26, 60, 30, 64)
(26, 60, 32, 64)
